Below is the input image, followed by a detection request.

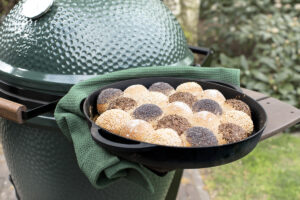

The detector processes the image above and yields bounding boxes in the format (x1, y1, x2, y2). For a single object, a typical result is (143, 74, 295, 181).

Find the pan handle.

(204, 80, 243, 93)
(91, 125, 155, 151)
(0, 97, 27, 124)
(91, 125, 170, 176)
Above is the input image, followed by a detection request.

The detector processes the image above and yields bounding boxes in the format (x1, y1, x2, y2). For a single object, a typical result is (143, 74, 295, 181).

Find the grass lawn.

(201, 134, 300, 200)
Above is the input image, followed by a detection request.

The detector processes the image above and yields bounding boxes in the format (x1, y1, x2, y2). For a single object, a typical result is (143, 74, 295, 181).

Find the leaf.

(252, 71, 269, 82)
(294, 65, 300, 73)
(220, 53, 229, 65)
(291, 74, 300, 82)
(281, 83, 294, 92)
(253, 82, 268, 91)
(275, 71, 290, 82)
(240, 55, 248, 69)
(259, 57, 277, 70)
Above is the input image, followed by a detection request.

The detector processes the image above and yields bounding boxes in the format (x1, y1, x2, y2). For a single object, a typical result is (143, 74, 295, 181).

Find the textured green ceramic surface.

(0, 119, 177, 200)
(0, 0, 193, 92)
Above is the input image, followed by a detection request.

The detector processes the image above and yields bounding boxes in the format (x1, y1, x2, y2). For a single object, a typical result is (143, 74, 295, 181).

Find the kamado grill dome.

(0, 0, 194, 94)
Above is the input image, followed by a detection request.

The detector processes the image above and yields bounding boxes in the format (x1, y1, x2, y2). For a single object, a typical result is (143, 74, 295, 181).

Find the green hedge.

(198, 0, 300, 108)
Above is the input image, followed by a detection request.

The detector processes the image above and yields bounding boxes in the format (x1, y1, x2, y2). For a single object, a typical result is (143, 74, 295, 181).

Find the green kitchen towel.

(54, 66, 240, 199)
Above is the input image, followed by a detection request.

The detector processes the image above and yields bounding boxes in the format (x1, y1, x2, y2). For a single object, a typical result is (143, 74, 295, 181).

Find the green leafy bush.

(199, 0, 300, 107)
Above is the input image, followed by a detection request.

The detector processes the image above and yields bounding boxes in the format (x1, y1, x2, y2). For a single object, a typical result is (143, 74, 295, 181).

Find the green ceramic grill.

(0, 0, 195, 94)
(0, 0, 211, 199)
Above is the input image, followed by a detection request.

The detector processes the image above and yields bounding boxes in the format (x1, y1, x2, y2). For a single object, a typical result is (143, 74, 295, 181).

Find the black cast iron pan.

(83, 77, 267, 171)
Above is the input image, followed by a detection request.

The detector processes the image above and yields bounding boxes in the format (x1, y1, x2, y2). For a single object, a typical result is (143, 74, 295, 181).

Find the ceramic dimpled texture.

(0, 0, 193, 75)
(0, 119, 173, 200)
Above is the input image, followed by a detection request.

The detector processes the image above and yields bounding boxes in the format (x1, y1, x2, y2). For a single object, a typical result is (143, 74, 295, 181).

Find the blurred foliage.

(0, 0, 18, 20)
(199, 0, 300, 107)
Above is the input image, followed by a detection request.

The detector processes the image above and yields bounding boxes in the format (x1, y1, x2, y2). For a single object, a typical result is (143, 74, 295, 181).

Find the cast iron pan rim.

(83, 77, 267, 149)
(90, 123, 156, 149)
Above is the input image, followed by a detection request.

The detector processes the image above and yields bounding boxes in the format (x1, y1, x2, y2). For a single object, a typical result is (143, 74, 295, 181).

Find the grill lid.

(0, 0, 193, 94)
